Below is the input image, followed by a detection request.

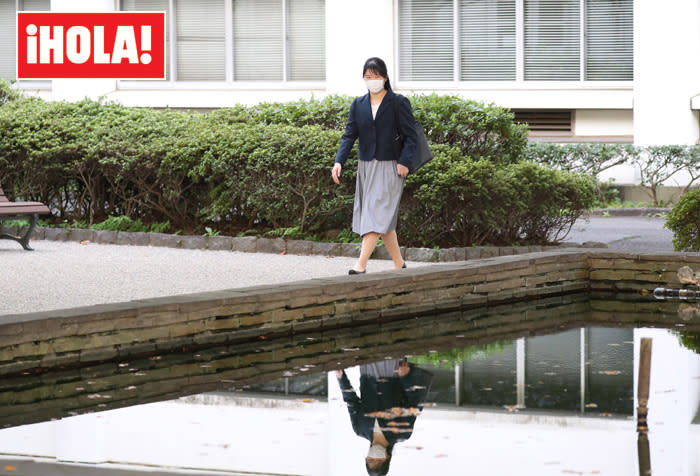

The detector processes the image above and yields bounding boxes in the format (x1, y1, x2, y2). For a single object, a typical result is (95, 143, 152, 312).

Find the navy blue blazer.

(334, 90, 418, 169)
(336, 366, 433, 447)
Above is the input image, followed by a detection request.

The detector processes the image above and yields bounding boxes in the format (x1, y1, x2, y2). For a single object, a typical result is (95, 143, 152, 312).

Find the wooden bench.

(0, 187, 50, 250)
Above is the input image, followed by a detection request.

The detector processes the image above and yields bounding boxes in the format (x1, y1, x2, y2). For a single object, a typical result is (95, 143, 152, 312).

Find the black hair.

(365, 444, 393, 476)
(362, 57, 392, 91)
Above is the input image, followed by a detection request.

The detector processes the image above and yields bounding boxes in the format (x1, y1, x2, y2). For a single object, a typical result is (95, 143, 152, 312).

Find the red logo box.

(17, 12, 166, 80)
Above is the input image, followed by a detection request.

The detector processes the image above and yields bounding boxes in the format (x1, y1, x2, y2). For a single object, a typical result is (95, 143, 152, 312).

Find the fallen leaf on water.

(79, 240, 90, 245)
(302, 398, 315, 403)
(481, 387, 493, 391)
(4, 466, 17, 472)
(585, 403, 598, 408)
(280, 251, 287, 255)
(637, 289, 651, 296)
(607, 343, 620, 347)
(600, 412, 612, 417)
(598, 370, 621, 375)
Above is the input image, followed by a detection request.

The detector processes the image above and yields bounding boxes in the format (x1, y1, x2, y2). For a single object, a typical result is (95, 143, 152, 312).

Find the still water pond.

(0, 294, 699, 476)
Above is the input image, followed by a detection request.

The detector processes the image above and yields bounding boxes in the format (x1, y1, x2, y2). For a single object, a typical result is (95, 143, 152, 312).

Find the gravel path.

(0, 241, 435, 317)
(1, 215, 677, 318)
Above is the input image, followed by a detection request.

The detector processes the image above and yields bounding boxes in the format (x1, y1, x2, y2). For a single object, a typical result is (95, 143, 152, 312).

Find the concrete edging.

(0, 224, 607, 262)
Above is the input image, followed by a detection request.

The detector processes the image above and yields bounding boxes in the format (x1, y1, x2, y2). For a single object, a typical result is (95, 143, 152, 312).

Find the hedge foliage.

(665, 187, 700, 251)
(0, 83, 594, 247)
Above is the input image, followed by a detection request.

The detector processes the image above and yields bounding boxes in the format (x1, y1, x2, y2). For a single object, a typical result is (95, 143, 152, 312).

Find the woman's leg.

(354, 232, 380, 272)
(381, 230, 405, 269)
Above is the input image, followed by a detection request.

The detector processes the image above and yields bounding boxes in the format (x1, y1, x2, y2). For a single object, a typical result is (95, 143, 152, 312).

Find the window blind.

(585, 0, 632, 80)
(460, 0, 516, 81)
(0, 0, 15, 81)
(0, 0, 49, 81)
(121, 0, 170, 80)
(233, 0, 283, 81)
(398, 0, 454, 81)
(19, 0, 49, 10)
(175, 0, 225, 81)
(524, 0, 580, 80)
(286, 0, 325, 81)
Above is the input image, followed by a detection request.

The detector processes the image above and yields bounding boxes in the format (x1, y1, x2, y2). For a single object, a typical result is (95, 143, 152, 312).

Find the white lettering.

(39, 25, 63, 64)
(26, 24, 38, 64)
(93, 26, 110, 64)
(66, 26, 91, 64)
(111, 25, 138, 64)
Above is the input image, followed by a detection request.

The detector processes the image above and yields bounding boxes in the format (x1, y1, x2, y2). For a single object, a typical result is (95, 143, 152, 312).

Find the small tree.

(630, 145, 689, 206)
(665, 187, 700, 251)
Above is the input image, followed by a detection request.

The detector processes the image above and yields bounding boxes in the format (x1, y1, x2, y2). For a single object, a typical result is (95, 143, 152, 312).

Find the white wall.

(633, 0, 700, 146)
(575, 109, 633, 137)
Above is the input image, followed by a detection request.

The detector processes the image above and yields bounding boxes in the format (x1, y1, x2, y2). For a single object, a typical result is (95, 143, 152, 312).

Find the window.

(121, 0, 170, 80)
(460, 0, 516, 81)
(398, 0, 632, 82)
(0, 0, 50, 81)
(585, 0, 632, 80)
(523, 0, 580, 80)
(121, 0, 325, 83)
(398, 0, 453, 81)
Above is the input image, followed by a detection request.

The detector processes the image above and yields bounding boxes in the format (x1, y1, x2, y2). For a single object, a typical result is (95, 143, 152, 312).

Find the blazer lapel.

(359, 94, 373, 123)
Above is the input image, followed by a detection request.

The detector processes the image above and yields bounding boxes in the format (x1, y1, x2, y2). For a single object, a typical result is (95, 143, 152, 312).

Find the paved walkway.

(563, 215, 674, 252)
(0, 240, 440, 317)
(0, 215, 676, 318)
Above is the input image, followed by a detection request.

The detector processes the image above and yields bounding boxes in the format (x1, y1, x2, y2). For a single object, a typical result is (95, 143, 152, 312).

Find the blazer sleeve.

(399, 365, 433, 409)
(336, 371, 372, 441)
(335, 98, 359, 167)
(396, 95, 418, 169)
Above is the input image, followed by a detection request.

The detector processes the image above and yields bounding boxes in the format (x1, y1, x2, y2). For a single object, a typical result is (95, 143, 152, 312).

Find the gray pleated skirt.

(352, 159, 405, 237)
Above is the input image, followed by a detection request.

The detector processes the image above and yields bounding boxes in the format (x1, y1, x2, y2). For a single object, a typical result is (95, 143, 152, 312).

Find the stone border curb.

(586, 207, 670, 217)
(0, 224, 607, 263)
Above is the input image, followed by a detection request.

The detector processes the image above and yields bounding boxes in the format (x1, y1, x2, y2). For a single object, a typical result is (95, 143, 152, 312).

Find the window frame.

(394, 0, 633, 90)
(119, 0, 326, 90)
(1, 0, 51, 88)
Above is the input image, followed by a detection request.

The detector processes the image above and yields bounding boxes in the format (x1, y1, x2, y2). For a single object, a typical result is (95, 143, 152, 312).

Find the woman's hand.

(397, 164, 409, 178)
(331, 163, 342, 184)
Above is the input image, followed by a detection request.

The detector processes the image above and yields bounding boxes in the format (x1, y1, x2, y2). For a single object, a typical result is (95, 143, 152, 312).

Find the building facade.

(2, 1, 700, 154)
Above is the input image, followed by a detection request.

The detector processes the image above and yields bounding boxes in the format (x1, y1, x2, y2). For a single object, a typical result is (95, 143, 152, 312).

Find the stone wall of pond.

(2, 249, 699, 380)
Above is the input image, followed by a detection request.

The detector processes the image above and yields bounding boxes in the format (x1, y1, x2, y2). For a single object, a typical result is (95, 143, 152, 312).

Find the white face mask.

(367, 444, 387, 459)
(365, 79, 385, 94)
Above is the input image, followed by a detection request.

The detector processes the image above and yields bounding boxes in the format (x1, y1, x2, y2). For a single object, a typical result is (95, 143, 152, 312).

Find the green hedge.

(665, 187, 700, 251)
(0, 92, 594, 247)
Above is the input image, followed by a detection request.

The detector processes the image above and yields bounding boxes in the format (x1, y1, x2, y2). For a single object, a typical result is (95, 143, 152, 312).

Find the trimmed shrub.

(400, 147, 596, 247)
(196, 123, 356, 233)
(210, 93, 529, 165)
(665, 187, 700, 251)
(0, 79, 20, 106)
(0, 93, 594, 246)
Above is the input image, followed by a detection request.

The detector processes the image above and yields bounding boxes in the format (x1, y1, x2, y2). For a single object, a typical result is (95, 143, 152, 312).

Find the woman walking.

(331, 57, 417, 274)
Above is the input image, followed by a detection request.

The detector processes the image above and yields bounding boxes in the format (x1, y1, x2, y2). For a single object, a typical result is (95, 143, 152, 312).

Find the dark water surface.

(0, 293, 699, 475)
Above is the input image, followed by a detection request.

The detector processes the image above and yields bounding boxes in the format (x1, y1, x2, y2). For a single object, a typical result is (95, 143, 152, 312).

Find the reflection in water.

(336, 360, 433, 475)
(0, 294, 699, 475)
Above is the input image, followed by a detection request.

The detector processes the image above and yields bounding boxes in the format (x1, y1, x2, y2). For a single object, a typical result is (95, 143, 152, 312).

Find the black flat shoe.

(402, 262, 407, 269)
(349, 269, 366, 275)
